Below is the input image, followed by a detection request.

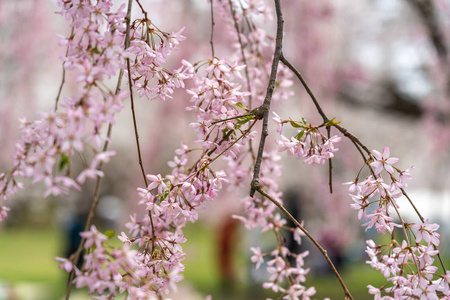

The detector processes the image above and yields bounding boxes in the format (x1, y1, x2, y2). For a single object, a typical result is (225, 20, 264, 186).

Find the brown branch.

(127, 64, 147, 186)
(211, 111, 253, 125)
(125, 4, 148, 187)
(210, 0, 215, 58)
(280, 53, 329, 123)
(250, 0, 284, 197)
(251, 181, 354, 300)
(55, 26, 74, 111)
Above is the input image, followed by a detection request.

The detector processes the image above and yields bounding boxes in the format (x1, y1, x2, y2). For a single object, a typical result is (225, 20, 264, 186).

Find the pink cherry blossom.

(412, 219, 441, 246)
(370, 147, 399, 175)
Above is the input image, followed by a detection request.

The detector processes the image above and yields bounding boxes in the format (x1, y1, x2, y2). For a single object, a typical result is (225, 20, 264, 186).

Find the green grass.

(0, 227, 63, 283)
(0, 227, 67, 299)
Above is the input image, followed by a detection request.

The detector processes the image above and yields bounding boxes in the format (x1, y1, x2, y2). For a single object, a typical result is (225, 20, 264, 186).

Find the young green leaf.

(59, 153, 70, 171)
(104, 230, 115, 239)
(295, 130, 305, 140)
(290, 120, 302, 128)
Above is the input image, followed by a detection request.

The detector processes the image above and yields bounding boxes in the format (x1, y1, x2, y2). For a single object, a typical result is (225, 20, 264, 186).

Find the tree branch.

(210, 0, 215, 58)
(55, 26, 74, 111)
(250, 0, 284, 197)
(251, 182, 355, 300)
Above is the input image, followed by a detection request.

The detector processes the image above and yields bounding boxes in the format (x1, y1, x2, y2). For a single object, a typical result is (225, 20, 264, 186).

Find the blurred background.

(1, 0, 450, 299)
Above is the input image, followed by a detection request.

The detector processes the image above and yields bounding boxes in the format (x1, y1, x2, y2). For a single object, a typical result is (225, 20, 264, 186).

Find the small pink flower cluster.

(346, 147, 448, 298)
(186, 57, 253, 157)
(126, 21, 192, 101)
(57, 225, 166, 299)
(273, 113, 341, 165)
(121, 145, 228, 297)
(57, 143, 229, 297)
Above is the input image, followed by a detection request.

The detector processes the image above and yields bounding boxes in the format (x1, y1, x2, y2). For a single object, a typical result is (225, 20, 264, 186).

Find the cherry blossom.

(370, 147, 399, 175)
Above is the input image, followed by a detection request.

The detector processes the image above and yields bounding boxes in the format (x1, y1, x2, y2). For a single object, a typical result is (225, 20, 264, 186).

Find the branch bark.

(250, 0, 284, 197)
(251, 182, 355, 300)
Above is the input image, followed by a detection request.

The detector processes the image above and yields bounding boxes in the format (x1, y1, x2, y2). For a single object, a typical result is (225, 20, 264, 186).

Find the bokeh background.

(1, 0, 450, 299)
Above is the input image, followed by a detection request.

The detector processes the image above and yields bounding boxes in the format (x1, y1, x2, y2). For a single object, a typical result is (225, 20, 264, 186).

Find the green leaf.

(295, 130, 305, 141)
(237, 115, 254, 126)
(290, 120, 302, 128)
(236, 102, 245, 109)
(104, 230, 115, 239)
(326, 117, 340, 126)
(58, 153, 70, 171)
(222, 128, 229, 140)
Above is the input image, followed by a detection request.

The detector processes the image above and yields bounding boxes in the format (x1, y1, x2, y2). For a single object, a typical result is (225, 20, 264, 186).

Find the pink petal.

(372, 149, 382, 160)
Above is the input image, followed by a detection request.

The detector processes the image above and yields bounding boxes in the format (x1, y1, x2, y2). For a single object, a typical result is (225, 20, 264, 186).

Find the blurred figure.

(63, 211, 86, 269)
(217, 215, 239, 287)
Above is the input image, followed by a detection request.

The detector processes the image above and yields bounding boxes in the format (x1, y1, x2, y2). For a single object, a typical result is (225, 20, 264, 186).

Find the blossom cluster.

(273, 113, 342, 165)
(345, 147, 448, 298)
(186, 57, 254, 157)
(126, 19, 192, 100)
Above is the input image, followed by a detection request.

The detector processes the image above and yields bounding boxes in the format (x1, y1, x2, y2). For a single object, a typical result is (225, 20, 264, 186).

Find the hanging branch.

(250, 0, 284, 197)
(281, 41, 449, 284)
(64, 1, 134, 298)
(210, 0, 215, 58)
(54, 26, 74, 111)
(252, 183, 355, 300)
(125, 2, 148, 187)
(248, 3, 354, 296)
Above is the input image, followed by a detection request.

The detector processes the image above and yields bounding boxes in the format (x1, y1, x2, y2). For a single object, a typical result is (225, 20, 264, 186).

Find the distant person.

(64, 212, 86, 269)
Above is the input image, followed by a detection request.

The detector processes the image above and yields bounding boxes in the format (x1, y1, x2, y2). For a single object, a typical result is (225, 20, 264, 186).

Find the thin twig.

(280, 53, 329, 123)
(211, 112, 253, 125)
(250, 0, 284, 197)
(127, 63, 147, 185)
(136, 0, 148, 19)
(55, 26, 74, 111)
(210, 0, 215, 58)
(127, 0, 158, 259)
(228, 0, 252, 108)
(252, 182, 354, 300)
(125, 3, 148, 187)
(400, 188, 447, 272)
